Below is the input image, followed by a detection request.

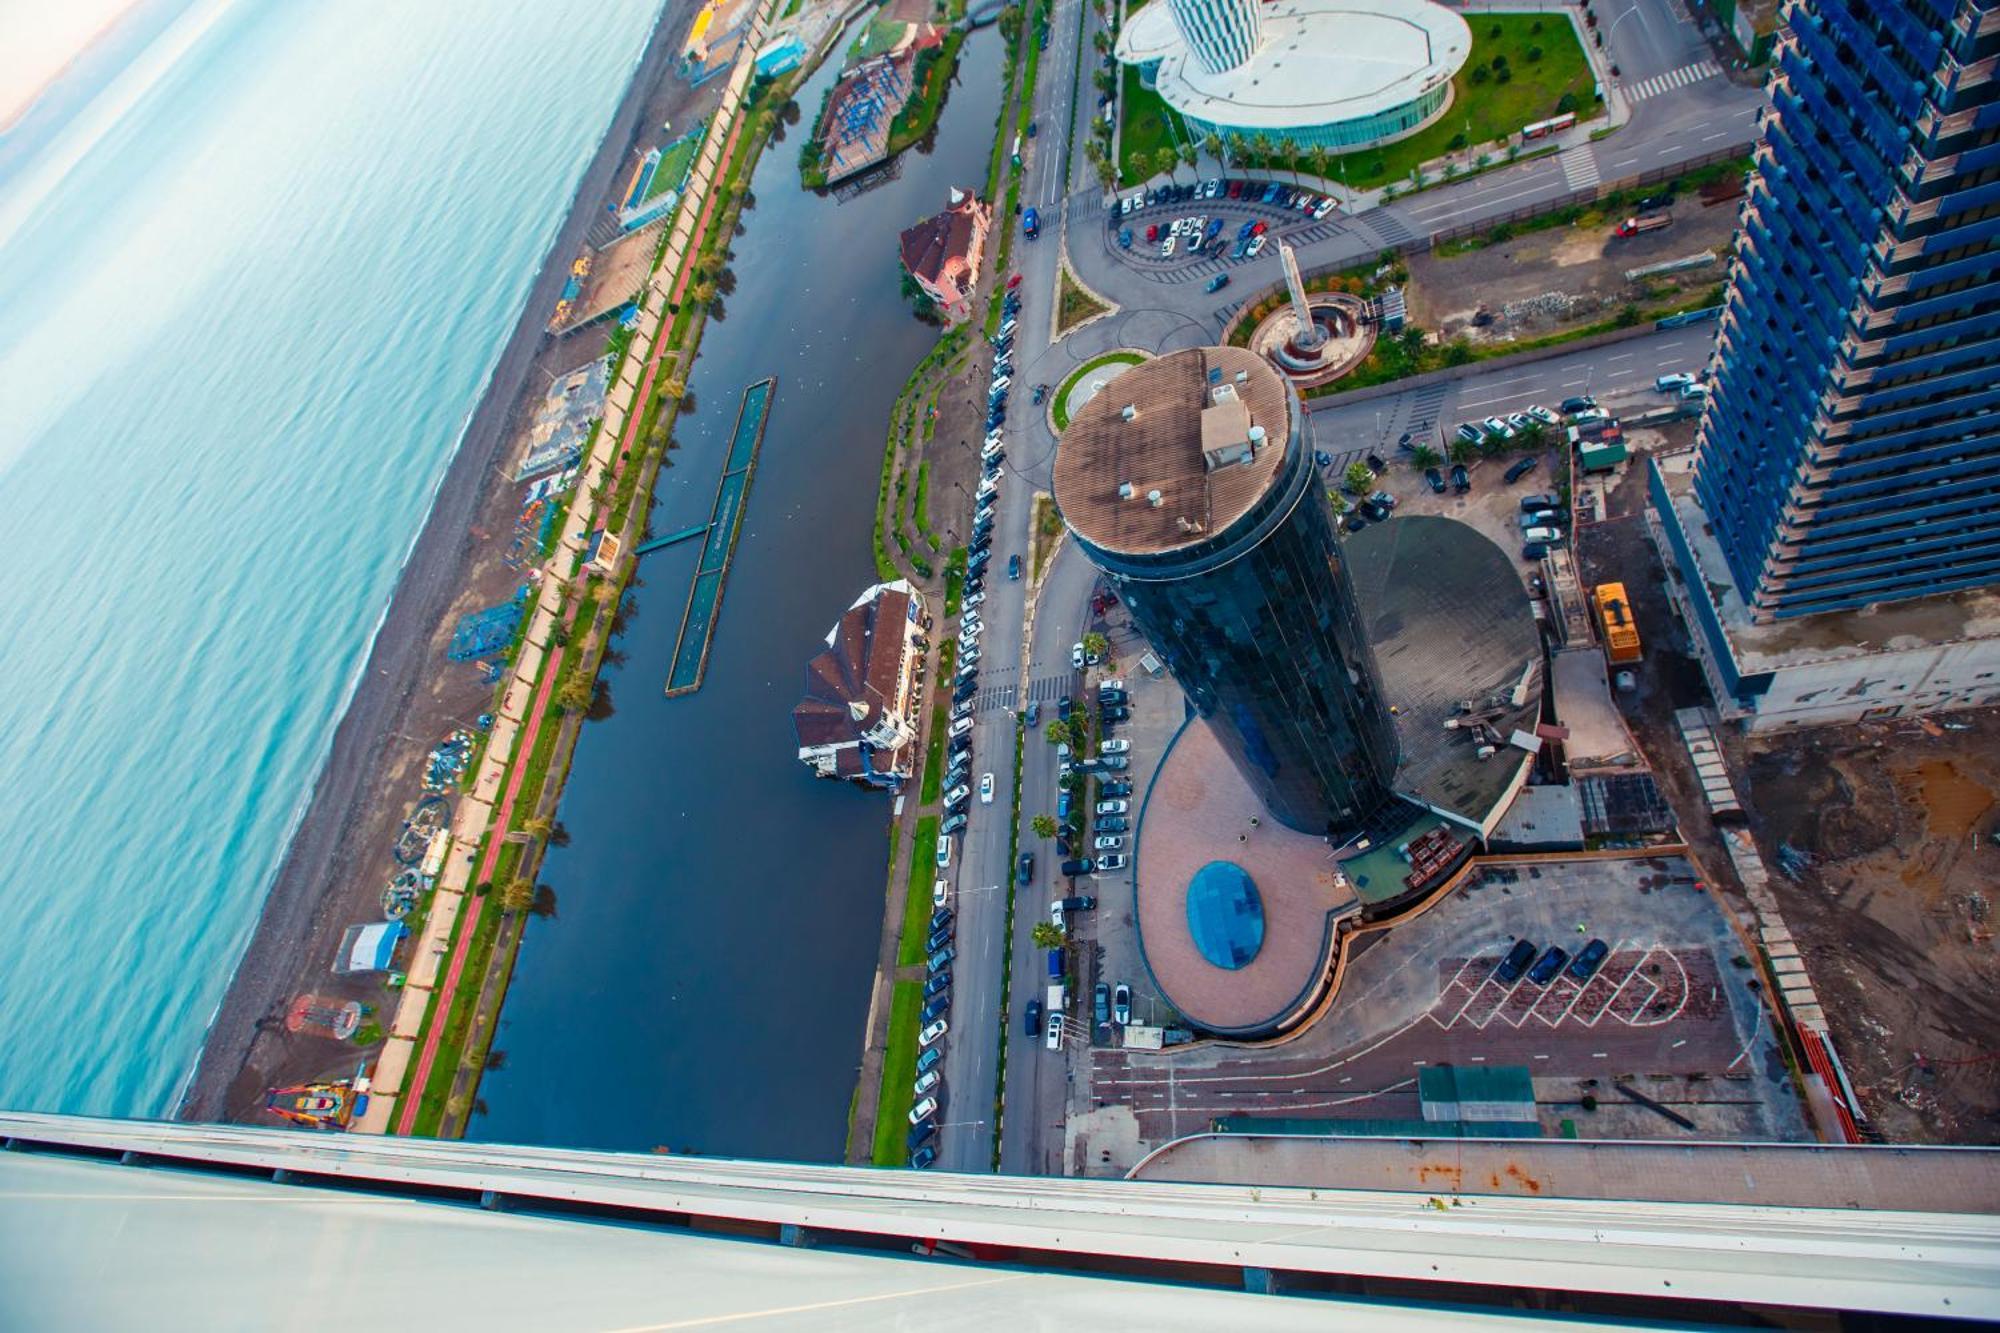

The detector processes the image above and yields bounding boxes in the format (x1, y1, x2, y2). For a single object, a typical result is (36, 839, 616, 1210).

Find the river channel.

(473, 27, 1006, 1160)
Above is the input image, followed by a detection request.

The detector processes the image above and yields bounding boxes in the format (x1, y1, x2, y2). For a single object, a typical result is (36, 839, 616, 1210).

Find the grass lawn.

(1055, 265, 1111, 335)
(1318, 15, 1595, 189)
(888, 32, 968, 155)
(1117, 63, 1188, 187)
(897, 815, 941, 967)
(1052, 349, 1145, 431)
(644, 125, 704, 202)
(870, 981, 924, 1165)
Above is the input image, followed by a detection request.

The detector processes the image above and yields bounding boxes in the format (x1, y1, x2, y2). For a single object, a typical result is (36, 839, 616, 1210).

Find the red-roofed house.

(898, 188, 992, 323)
(793, 579, 930, 791)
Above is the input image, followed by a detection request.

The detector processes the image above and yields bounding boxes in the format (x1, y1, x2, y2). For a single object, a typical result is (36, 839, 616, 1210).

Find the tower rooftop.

(1053, 346, 1292, 556)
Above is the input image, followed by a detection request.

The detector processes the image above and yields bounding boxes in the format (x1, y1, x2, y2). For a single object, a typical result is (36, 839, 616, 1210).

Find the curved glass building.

(1053, 346, 1398, 837)
(1116, 0, 1469, 156)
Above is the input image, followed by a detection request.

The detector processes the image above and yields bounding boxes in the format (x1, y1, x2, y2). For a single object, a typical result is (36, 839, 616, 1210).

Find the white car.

(944, 784, 970, 810)
(909, 1096, 938, 1124)
(1096, 799, 1128, 815)
(1526, 404, 1561, 426)
(1100, 738, 1131, 754)
(1680, 381, 1711, 400)
(1094, 834, 1125, 851)
(1655, 372, 1695, 393)
(1245, 234, 1265, 257)
(979, 772, 995, 804)
(963, 590, 986, 609)
(961, 610, 983, 629)
(1045, 1013, 1064, 1050)
(948, 716, 973, 739)
(1099, 677, 1125, 693)
(1482, 416, 1517, 439)
(935, 836, 952, 869)
(933, 878, 950, 909)
(914, 1068, 940, 1096)
(1162, 235, 1176, 258)
(1506, 413, 1534, 434)
(1072, 642, 1086, 669)
(958, 647, 981, 670)
(991, 373, 1012, 393)
(1097, 852, 1129, 871)
(950, 698, 975, 721)
(1049, 899, 1065, 929)
(981, 440, 1003, 460)
(920, 1018, 950, 1047)
(1313, 197, 1337, 219)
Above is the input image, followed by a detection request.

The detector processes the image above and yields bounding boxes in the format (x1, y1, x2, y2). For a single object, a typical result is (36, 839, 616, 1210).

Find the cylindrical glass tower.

(1054, 347, 1398, 837)
(1166, 0, 1260, 74)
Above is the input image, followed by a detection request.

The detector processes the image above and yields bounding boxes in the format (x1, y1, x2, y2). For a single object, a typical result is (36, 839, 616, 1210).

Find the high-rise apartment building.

(1052, 347, 1398, 835)
(1165, 0, 1261, 74)
(1690, 0, 2000, 620)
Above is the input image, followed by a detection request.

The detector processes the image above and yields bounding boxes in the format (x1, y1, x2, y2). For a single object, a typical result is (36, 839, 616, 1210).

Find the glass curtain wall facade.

(1188, 83, 1452, 154)
(1166, 0, 1261, 74)
(1071, 395, 1399, 837)
(1692, 0, 2000, 620)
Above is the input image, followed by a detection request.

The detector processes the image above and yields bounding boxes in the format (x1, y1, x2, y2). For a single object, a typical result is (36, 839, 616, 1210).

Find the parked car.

(1343, 512, 1367, 533)
(1096, 852, 1128, 871)
(1494, 939, 1538, 983)
(932, 877, 949, 910)
(926, 925, 951, 955)
(1482, 416, 1517, 439)
(1505, 412, 1534, 435)
(1559, 395, 1597, 416)
(909, 1096, 939, 1125)
(907, 1118, 937, 1148)
(1504, 457, 1540, 483)
(1017, 851, 1035, 885)
(1519, 509, 1561, 529)
(1113, 983, 1131, 1026)
(927, 945, 955, 973)
(919, 1018, 949, 1047)
(1655, 371, 1696, 393)
(1096, 799, 1128, 815)
(935, 835, 952, 868)
(1101, 705, 1129, 722)
(923, 971, 950, 1001)
(1527, 946, 1571, 986)
(1097, 816, 1128, 833)
(1424, 466, 1446, 494)
(1095, 755, 1129, 771)
(1060, 857, 1095, 876)
(1455, 422, 1484, 445)
(1024, 998, 1043, 1037)
(1045, 1012, 1064, 1049)
(1099, 779, 1131, 797)
(1526, 404, 1561, 426)
(920, 994, 948, 1024)
(1093, 982, 1111, 1025)
(1567, 938, 1610, 982)
(910, 1145, 937, 1169)
(1521, 525, 1563, 544)
(1521, 541, 1550, 561)
(1450, 463, 1470, 494)
(916, 1045, 942, 1076)
(940, 811, 968, 835)
(1100, 738, 1131, 754)
(1245, 234, 1266, 257)
(1093, 834, 1124, 851)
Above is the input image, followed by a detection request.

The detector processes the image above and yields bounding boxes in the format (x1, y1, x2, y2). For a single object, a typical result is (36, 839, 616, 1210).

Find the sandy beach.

(177, 0, 710, 1123)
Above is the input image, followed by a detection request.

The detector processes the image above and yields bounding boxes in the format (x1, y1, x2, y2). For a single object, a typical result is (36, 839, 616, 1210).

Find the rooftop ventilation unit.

(1120, 404, 1137, 421)
(1147, 489, 1164, 507)
(1118, 482, 1135, 500)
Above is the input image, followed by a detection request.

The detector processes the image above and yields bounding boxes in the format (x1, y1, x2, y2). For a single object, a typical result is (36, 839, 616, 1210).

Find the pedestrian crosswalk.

(1560, 145, 1601, 193)
(1625, 59, 1722, 103)
(1360, 209, 1418, 249)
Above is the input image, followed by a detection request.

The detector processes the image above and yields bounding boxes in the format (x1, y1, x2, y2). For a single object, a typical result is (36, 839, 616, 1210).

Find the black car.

(1558, 395, 1596, 416)
(1521, 541, 1550, 561)
(1060, 857, 1095, 876)
(930, 905, 952, 932)
(1024, 998, 1043, 1037)
(907, 1119, 937, 1149)
(1101, 705, 1130, 722)
(1450, 463, 1470, 494)
(910, 1145, 938, 1169)
(1360, 499, 1391, 522)
(1057, 695, 1073, 719)
(921, 994, 950, 1023)
(1527, 946, 1571, 986)
(1097, 817, 1129, 833)
(1494, 939, 1538, 983)
(925, 923, 951, 953)
(1099, 780, 1131, 797)
(1424, 466, 1446, 494)
(1343, 512, 1368, 533)
(1504, 456, 1539, 483)
(1017, 851, 1035, 885)
(952, 680, 977, 703)
(924, 970, 951, 999)
(1098, 687, 1127, 704)
(1365, 452, 1387, 473)
(1060, 895, 1096, 911)
(1567, 938, 1610, 981)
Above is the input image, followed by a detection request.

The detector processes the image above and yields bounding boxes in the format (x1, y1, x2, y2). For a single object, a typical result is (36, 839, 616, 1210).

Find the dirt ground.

(1406, 197, 1738, 345)
(1731, 713, 2000, 1145)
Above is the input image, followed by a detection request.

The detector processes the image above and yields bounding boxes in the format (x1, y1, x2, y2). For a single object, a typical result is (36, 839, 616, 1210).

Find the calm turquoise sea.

(0, 0, 661, 1117)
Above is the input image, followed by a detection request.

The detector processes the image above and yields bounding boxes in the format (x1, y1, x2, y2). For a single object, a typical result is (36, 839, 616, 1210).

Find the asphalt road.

(941, 0, 1754, 1178)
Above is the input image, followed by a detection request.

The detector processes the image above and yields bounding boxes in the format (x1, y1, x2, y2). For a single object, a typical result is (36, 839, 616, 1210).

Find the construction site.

(1728, 709, 2000, 1145)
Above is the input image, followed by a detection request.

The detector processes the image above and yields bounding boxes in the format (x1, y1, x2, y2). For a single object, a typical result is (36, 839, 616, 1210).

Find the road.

(933, 0, 1755, 1177)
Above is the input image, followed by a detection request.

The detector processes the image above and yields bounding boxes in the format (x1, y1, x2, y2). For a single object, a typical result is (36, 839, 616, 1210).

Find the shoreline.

(176, 0, 691, 1123)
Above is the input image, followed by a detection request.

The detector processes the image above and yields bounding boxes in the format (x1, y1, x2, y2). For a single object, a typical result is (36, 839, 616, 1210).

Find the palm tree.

(1045, 720, 1071, 747)
(523, 816, 554, 843)
(1309, 145, 1332, 189)
(1154, 145, 1178, 184)
(1202, 132, 1225, 170)
(1031, 921, 1068, 951)
(1179, 141, 1197, 181)
(1081, 631, 1109, 660)
(1096, 158, 1118, 192)
(499, 878, 536, 915)
(1411, 443, 1442, 469)
(1031, 813, 1059, 839)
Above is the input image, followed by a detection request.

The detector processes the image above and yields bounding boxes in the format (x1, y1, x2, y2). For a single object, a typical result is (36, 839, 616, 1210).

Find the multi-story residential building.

(792, 580, 928, 790)
(1053, 346, 1400, 835)
(1649, 0, 2000, 729)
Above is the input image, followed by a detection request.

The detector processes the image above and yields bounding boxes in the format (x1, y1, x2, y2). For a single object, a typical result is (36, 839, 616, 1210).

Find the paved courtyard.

(1082, 855, 1806, 1165)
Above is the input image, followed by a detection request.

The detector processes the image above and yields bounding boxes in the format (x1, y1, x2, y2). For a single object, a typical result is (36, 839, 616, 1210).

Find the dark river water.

(472, 28, 1005, 1161)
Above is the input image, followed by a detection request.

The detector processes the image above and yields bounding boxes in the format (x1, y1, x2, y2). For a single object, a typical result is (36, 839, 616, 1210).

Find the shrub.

(1491, 53, 1508, 69)
(1470, 65, 1490, 85)
(1527, 45, 1544, 62)
(1497, 67, 1512, 84)
(1489, 22, 1502, 37)
(1556, 92, 1578, 115)
(1447, 132, 1468, 150)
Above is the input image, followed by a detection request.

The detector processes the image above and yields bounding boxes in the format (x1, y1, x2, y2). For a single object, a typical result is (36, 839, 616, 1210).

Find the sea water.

(0, 0, 663, 1117)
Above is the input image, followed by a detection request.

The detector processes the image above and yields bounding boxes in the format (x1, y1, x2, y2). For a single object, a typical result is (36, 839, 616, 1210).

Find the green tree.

(1031, 921, 1068, 951)
(1250, 131, 1277, 170)
(1031, 813, 1059, 839)
(1180, 141, 1198, 180)
(499, 878, 536, 915)
(1154, 145, 1179, 183)
(1326, 491, 1348, 516)
(556, 677, 595, 714)
(1343, 460, 1376, 494)
(1202, 131, 1225, 168)
(1081, 630, 1109, 660)
(1410, 443, 1442, 469)
(1045, 720, 1070, 746)
(1309, 144, 1332, 187)
(1097, 158, 1118, 192)
(1517, 421, 1548, 455)
(523, 816, 554, 843)
(1442, 339, 1475, 366)
(1448, 436, 1477, 464)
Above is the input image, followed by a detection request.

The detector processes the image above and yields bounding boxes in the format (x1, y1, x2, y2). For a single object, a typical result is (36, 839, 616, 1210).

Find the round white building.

(1117, 0, 1472, 155)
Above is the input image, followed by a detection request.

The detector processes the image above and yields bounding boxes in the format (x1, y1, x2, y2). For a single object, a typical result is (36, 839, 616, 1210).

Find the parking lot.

(1353, 439, 1561, 590)
(1096, 179, 1351, 286)
(1080, 855, 1807, 1168)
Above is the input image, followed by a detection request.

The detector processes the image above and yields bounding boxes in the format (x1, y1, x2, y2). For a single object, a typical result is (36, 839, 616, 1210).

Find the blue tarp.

(334, 922, 407, 974)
